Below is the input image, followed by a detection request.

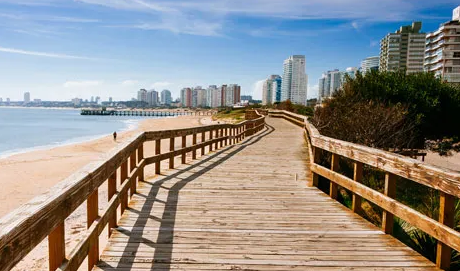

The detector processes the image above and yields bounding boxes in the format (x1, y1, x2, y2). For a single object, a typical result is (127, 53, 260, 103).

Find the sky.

(0, 0, 457, 102)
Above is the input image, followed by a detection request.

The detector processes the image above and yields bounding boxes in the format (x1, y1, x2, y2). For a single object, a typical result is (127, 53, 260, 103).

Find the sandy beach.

(0, 114, 219, 271)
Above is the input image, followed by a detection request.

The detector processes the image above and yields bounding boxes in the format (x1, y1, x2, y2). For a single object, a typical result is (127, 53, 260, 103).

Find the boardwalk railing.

(270, 110, 460, 270)
(0, 112, 265, 271)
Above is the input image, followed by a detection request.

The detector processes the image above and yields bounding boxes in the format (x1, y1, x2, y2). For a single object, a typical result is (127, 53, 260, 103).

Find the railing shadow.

(97, 123, 275, 270)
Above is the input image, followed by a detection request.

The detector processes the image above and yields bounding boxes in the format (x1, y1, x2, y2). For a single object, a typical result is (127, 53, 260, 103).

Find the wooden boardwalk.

(95, 118, 438, 271)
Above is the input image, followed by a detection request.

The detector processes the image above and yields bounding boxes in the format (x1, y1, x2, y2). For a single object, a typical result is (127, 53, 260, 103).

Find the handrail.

(0, 111, 265, 271)
(269, 109, 460, 270)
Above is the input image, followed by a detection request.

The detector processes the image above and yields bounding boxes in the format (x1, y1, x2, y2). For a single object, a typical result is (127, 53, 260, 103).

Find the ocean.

(0, 107, 160, 159)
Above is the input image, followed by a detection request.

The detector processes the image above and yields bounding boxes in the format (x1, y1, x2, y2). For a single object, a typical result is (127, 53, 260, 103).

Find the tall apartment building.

(146, 90, 159, 106)
(137, 89, 148, 103)
(318, 68, 358, 102)
(361, 56, 380, 75)
(262, 75, 282, 105)
(425, 6, 460, 84)
(180, 88, 192, 107)
(160, 89, 172, 106)
(281, 55, 308, 105)
(195, 87, 207, 108)
(23, 92, 30, 103)
(380, 22, 426, 73)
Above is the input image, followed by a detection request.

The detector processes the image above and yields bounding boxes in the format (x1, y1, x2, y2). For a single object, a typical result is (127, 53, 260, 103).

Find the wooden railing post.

(120, 160, 128, 214)
(192, 133, 197, 159)
(201, 132, 205, 155)
(436, 192, 455, 270)
(108, 171, 117, 236)
(169, 137, 175, 169)
(382, 173, 396, 234)
(129, 151, 137, 197)
(138, 144, 144, 182)
(352, 162, 363, 214)
(87, 189, 99, 269)
(224, 128, 228, 146)
(209, 130, 213, 152)
(48, 222, 65, 271)
(219, 129, 223, 148)
(215, 129, 219, 150)
(330, 153, 339, 199)
(181, 135, 186, 164)
(155, 139, 161, 175)
(311, 147, 322, 187)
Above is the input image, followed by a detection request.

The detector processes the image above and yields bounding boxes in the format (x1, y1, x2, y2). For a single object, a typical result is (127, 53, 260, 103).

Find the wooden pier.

(1, 110, 460, 270)
(80, 109, 214, 117)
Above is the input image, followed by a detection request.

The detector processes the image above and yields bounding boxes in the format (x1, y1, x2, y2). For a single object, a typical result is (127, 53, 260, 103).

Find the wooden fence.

(269, 110, 460, 270)
(0, 112, 265, 271)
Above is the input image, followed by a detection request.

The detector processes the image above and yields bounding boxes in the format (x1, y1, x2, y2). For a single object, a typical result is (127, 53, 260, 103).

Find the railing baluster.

(155, 139, 161, 175)
(215, 129, 219, 150)
(209, 130, 213, 152)
(129, 152, 136, 197)
(138, 144, 144, 182)
(330, 153, 339, 199)
(120, 160, 128, 214)
(311, 146, 322, 187)
(87, 189, 99, 269)
(192, 133, 197, 159)
(352, 162, 363, 214)
(48, 222, 65, 271)
(181, 135, 186, 164)
(169, 137, 175, 169)
(382, 172, 396, 234)
(224, 128, 228, 146)
(201, 132, 205, 155)
(436, 192, 455, 270)
(108, 171, 117, 236)
(219, 129, 223, 148)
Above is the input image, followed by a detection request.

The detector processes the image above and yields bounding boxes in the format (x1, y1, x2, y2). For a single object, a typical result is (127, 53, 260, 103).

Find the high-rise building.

(90, 96, 94, 103)
(23, 92, 30, 103)
(224, 84, 240, 106)
(0, 98, 3, 103)
(95, 96, 101, 104)
(425, 6, 460, 84)
(220, 85, 227, 106)
(281, 55, 308, 105)
(160, 89, 172, 106)
(206, 85, 217, 107)
(361, 56, 380, 75)
(380, 22, 426, 73)
(318, 68, 358, 103)
(262, 75, 282, 105)
(212, 86, 222, 108)
(180, 88, 193, 107)
(137, 89, 148, 103)
(109, 97, 113, 103)
(146, 90, 159, 106)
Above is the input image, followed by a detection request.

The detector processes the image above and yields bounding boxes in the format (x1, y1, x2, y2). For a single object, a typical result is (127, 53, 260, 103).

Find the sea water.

(0, 107, 160, 159)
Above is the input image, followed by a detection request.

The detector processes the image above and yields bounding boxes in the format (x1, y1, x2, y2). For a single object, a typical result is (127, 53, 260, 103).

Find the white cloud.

(370, 40, 379, 47)
(351, 21, 359, 30)
(150, 81, 173, 89)
(121, 80, 139, 86)
(252, 80, 265, 100)
(0, 46, 99, 60)
(63, 80, 103, 88)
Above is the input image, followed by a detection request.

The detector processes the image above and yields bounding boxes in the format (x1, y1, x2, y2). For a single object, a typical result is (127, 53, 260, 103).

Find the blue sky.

(0, 0, 457, 101)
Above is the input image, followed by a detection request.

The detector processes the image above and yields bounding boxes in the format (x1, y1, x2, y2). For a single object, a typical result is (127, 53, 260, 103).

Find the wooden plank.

(209, 130, 213, 152)
(169, 137, 175, 169)
(48, 222, 65, 271)
(137, 144, 144, 182)
(120, 160, 128, 214)
(155, 139, 161, 174)
(352, 162, 363, 215)
(311, 147, 321, 187)
(108, 171, 117, 236)
(201, 132, 205, 156)
(87, 189, 99, 270)
(182, 136, 187, 164)
(382, 173, 396, 235)
(330, 153, 339, 200)
(192, 133, 197, 159)
(129, 151, 137, 197)
(436, 192, 455, 270)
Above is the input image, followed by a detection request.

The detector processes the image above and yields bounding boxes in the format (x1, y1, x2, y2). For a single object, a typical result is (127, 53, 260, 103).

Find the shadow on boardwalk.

(97, 124, 275, 270)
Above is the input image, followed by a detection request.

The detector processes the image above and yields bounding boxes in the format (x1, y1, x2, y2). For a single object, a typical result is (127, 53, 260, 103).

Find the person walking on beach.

(113, 131, 117, 141)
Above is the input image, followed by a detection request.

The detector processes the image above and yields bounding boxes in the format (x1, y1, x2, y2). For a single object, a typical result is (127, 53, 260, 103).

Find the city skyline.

(0, 1, 457, 101)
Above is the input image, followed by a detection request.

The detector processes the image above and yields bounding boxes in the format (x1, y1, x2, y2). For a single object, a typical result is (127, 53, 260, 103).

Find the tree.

(314, 70, 460, 155)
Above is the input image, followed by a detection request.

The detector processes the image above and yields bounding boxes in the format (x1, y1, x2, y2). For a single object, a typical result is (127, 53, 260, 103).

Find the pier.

(1, 110, 460, 270)
(80, 109, 214, 117)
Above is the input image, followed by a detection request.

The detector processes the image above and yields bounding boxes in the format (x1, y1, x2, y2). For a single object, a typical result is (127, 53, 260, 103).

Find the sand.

(0, 115, 219, 271)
